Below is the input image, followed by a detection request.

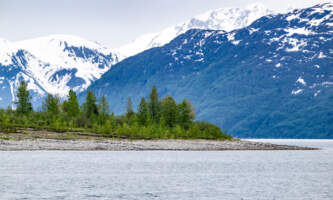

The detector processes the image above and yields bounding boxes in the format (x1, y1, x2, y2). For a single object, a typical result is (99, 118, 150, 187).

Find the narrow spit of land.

(0, 129, 317, 151)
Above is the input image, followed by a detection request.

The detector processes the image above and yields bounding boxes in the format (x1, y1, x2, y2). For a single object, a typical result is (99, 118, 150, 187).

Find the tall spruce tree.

(43, 94, 60, 116)
(15, 81, 32, 115)
(84, 91, 98, 120)
(137, 97, 148, 125)
(160, 96, 177, 127)
(148, 86, 160, 123)
(63, 90, 80, 119)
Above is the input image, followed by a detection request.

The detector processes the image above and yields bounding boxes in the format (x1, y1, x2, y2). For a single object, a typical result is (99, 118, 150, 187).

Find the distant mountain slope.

(116, 4, 274, 59)
(0, 35, 119, 107)
(85, 3, 333, 138)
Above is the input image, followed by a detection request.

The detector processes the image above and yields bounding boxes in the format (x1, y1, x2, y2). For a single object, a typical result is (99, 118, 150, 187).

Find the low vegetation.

(0, 81, 231, 140)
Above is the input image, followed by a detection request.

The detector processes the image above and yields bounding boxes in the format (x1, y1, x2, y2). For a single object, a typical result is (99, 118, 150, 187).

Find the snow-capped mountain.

(0, 4, 274, 107)
(116, 4, 274, 58)
(85, 3, 333, 138)
(0, 35, 119, 107)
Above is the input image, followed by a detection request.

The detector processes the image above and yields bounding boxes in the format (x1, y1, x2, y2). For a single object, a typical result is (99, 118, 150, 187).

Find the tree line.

(0, 81, 231, 140)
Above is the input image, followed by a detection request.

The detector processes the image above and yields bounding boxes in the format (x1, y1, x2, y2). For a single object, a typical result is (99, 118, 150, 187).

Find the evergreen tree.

(15, 81, 32, 115)
(137, 97, 148, 126)
(126, 97, 134, 118)
(43, 94, 60, 116)
(177, 99, 195, 129)
(98, 96, 109, 116)
(148, 86, 160, 123)
(63, 90, 80, 119)
(84, 91, 98, 121)
(160, 96, 177, 127)
(98, 95, 109, 125)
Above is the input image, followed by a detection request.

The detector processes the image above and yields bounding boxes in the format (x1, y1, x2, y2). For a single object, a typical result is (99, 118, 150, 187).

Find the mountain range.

(84, 2, 333, 138)
(0, 35, 119, 107)
(117, 4, 274, 58)
(1, 3, 332, 138)
(0, 3, 273, 108)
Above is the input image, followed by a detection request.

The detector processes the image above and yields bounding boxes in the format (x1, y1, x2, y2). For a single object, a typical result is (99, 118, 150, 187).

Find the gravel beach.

(0, 138, 317, 151)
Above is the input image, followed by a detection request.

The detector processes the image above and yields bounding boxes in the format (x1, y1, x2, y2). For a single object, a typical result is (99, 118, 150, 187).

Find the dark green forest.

(0, 81, 231, 140)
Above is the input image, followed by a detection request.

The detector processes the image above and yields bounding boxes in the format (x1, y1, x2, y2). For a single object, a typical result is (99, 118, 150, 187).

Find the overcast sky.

(0, 0, 330, 48)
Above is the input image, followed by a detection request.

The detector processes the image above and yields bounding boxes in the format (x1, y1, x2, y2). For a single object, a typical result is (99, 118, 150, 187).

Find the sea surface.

(0, 139, 332, 200)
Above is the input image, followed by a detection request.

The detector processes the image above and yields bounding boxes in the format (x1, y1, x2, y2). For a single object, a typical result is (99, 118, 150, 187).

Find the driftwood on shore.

(0, 138, 317, 151)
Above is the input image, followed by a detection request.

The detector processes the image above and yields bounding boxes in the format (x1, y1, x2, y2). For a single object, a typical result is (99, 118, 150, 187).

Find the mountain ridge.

(0, 35, 119, 107)
(116, 4, 274, 59)
(0, 3, 276, 107)
(84, 2, 333, 138)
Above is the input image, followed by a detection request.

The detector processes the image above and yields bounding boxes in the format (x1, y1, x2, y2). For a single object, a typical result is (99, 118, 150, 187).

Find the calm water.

(0, 140, 332, 200)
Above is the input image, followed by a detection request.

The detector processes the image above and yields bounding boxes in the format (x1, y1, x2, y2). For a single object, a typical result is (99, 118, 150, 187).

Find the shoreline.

(0, 138, 317, 151)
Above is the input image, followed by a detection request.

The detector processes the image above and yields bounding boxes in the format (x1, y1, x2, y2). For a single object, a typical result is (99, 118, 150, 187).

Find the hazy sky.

(0, 0, 330, 48)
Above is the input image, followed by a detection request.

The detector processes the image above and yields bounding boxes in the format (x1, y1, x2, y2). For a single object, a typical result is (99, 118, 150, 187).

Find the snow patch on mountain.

(297, 77, 306, 86)
(291, 89, 303, 95)
(284, 2, 333, 27)
(318, 52, 327, 58)
(285, 28, 315, 36)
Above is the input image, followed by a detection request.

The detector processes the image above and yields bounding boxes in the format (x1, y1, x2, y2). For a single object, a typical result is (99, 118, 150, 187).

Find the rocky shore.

(0, 138, 317, 151)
